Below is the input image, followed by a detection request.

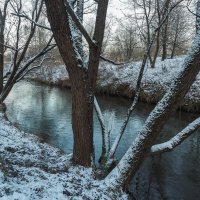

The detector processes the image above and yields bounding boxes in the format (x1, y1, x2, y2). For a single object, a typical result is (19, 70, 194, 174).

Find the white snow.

(0, 113, 128, 200)
(151, 116, 200, 153)
(25, 55, 200, 110)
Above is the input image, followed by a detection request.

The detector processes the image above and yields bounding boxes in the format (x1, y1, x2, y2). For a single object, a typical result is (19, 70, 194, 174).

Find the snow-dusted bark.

(67, 0, 85, 60)
(45, 0, 109, 166)
(108, 92, 140, 159)
(105, 27, 200, 189)
(94, 97, 107, 162)
(151, 117, 200, 154)
(108, 1, 185, 161)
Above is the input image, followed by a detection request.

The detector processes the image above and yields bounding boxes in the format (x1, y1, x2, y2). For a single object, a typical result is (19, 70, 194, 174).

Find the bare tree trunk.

(151, 32, 160, 68)
(151, 0, 161, 68)
(170, 14, 180, 59)
(44, 0, 109, 166)
(161, 0, 170, 61)
(161, 18, 168, 61)
(0, 11, 4, 95)
(94, 97, 107, 163)
(170, 30, 178, 59)
(0, 37, 3, 95)
(71, 71, 94, 166)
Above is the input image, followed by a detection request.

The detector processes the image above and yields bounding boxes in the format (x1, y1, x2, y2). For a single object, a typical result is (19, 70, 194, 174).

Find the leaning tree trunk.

(105, 28, 200, 189)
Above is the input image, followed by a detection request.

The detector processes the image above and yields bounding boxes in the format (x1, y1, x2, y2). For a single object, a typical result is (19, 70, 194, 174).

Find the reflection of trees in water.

(130, 156, 165, 200)
(129, 119, 200, 200)
(5, 82, 200, 199)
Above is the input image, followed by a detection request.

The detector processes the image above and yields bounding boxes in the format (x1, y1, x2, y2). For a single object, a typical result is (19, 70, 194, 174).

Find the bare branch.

(100, 56, 132, 65)
(11, 12, 51, 31)
(16, 56, 50, 82)
(0, 42, 17, 51)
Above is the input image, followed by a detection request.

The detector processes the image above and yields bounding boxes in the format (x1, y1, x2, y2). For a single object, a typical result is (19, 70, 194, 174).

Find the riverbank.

(27, 56, 200, 113)
(0, 113, 127, 199)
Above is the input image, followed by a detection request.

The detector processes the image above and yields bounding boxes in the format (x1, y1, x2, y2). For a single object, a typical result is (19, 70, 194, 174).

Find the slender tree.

(0, 0, 10, 99)
(0, 0, 55, 107)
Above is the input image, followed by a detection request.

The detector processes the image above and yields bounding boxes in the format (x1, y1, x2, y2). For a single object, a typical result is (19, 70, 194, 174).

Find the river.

(5, 81, 200, 200)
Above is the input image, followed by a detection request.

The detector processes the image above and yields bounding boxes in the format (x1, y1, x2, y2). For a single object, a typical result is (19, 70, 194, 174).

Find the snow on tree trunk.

(105, 29, 200, 189)
(150, 116, 200, 154)
(44, 0, 109, 166)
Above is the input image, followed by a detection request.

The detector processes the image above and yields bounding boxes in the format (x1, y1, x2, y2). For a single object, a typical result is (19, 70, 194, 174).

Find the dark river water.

(5, 81, 200, 200)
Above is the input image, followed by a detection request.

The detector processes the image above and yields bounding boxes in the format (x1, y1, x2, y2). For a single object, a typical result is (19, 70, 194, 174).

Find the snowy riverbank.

(0, 113, 127, 200)
(28, 56, 200, 112)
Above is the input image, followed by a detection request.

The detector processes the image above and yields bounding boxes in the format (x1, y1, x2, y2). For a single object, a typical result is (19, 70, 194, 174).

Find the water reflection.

(5, 81, 200, 200)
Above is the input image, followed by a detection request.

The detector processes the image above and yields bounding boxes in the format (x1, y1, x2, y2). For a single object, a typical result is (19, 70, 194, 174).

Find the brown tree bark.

(44, 0, 108, 166)
(0, 10, 4, 95)
(161, 18, 168, 61)
(151, 32, 160, 68)
(161, 0, 170, 61)
(70, 71, 94, 166)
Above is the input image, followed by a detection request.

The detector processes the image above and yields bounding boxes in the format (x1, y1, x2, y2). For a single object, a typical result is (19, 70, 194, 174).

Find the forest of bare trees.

(0, 0, 200, 198)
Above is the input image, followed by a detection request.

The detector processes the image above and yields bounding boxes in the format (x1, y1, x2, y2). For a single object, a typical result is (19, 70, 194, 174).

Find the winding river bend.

(5, 81, 200, 200)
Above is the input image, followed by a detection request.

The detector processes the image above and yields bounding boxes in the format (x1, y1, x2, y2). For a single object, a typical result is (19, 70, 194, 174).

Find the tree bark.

(170, 13, 180, 59)
(0, 10, 4, 95)
(161, 0, 170, 61)
(161, 18, 168, 61)
(44, 0, 109, 166)
(151, 32, 160, 68)
(70, 71, 94, 166)
(0, 36, 3, 95)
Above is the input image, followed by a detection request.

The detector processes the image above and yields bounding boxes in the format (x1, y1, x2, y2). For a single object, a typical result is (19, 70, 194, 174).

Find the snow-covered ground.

(27, 56, 200, 112)
(0, 113, 127, 200)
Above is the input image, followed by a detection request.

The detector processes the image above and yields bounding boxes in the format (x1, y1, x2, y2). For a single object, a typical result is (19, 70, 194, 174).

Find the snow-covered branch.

(105, 19, 200, 189)
(150, 117, 200, 154)
(64, 0, 95, 48)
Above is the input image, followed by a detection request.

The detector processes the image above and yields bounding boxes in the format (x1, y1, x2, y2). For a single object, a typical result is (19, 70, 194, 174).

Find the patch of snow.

(0, 113, 128, 200)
